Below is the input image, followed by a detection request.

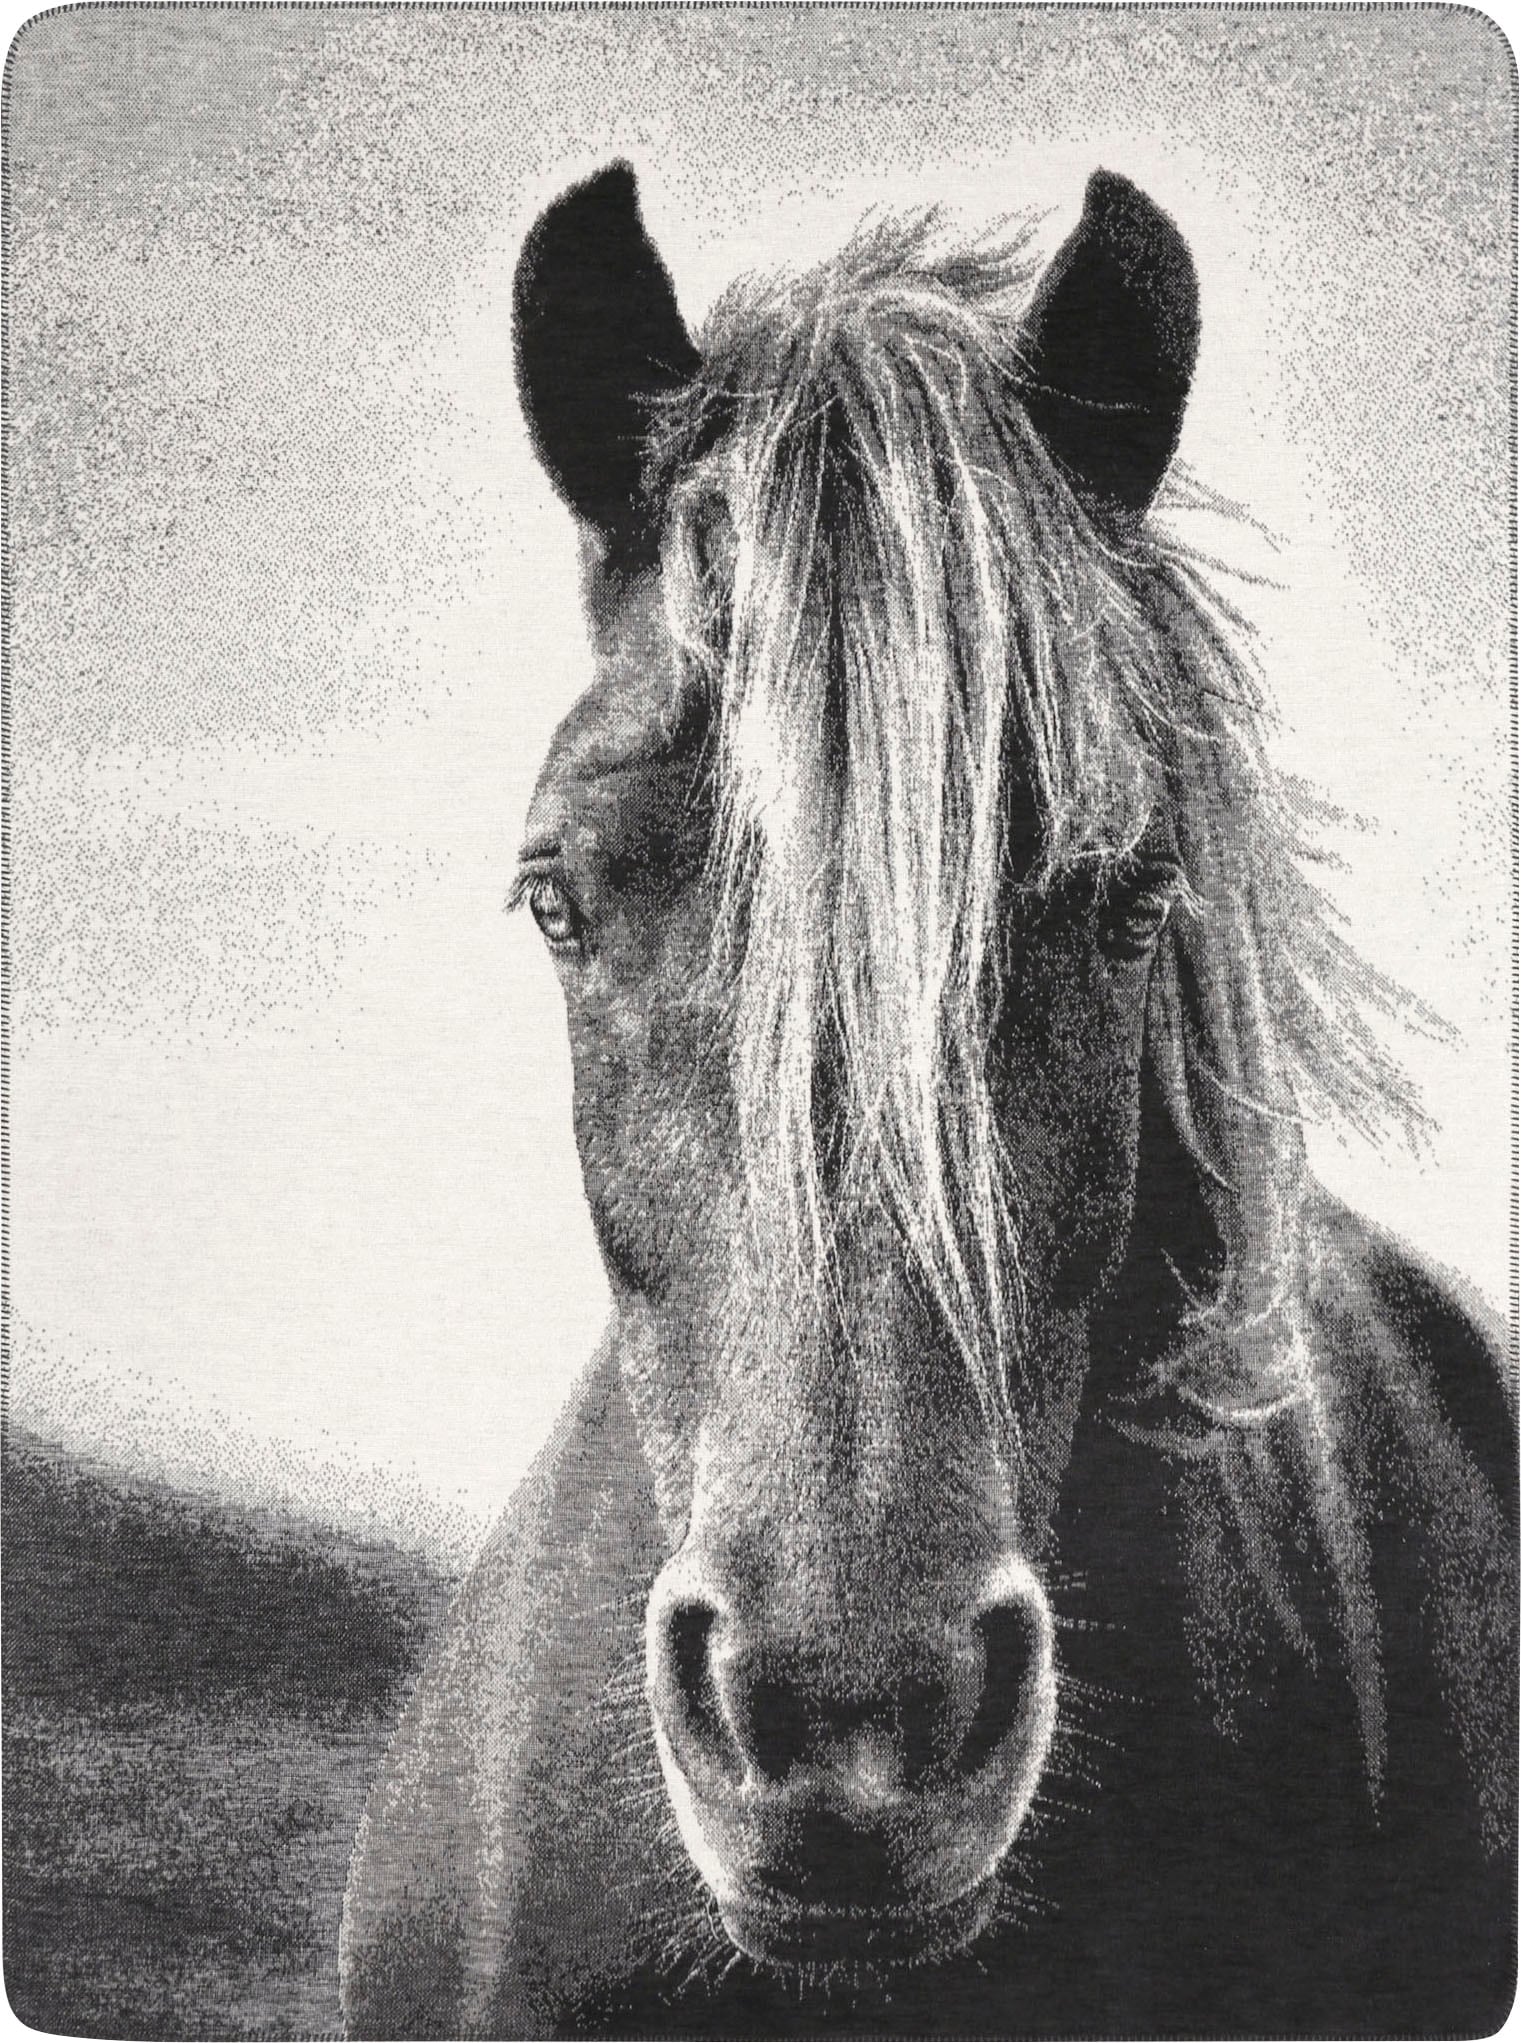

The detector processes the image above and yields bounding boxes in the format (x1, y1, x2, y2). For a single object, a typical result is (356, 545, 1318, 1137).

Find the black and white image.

(5, 10, 1515, 2037)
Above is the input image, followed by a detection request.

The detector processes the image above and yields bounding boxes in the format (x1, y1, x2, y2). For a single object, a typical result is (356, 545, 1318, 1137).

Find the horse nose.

(646, 1554, 1055, 1923)
(652, 1581, 1047, 1790)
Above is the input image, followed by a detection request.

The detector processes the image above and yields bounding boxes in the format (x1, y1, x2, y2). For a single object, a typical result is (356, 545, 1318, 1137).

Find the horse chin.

(716, 1875, 1000, 1976)
(651, 1716, 1040, 1980)
(649, 1626, 1058, 1982)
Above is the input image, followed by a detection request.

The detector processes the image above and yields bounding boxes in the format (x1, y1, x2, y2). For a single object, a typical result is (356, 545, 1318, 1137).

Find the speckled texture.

(8, 9, 1512, 1505)
(5, 11, 1515, 2036)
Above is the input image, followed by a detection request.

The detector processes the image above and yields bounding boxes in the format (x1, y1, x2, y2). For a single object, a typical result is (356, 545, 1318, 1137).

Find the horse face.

(518, 563, 1173, 1963)
(513, 164, 1195, 1966)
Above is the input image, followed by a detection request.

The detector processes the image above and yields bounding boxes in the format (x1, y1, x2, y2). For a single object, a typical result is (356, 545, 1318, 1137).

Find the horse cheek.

(1046, 1095, 1143, 1308)
(569, 1023, 663, 1298)
(566, 975, 695, 1302)
(1044, 968, 1149, 1307)
(563, 961, 740, 1535)
(997, 945, 1146, 1311)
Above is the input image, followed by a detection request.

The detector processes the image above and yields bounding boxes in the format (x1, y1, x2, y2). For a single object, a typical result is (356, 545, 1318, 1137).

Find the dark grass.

(2, 1434, 455, 2039)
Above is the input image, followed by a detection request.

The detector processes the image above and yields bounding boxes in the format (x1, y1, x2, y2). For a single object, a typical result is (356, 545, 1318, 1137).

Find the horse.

(341, 163, 1517, 2038)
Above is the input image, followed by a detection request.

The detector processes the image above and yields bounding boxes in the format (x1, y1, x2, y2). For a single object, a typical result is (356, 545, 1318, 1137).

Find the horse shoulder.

(342, 1329, 666, 2039)
(1311, 1200, 1517, 1854)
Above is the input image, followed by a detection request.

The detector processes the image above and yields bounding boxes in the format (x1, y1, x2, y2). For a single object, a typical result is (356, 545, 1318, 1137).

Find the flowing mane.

(345, 164, 1515, 2040)
(650, 213, 1423, 1445)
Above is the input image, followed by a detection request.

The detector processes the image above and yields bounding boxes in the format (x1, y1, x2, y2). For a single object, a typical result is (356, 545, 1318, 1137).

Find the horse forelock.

(646, 215, 1427, 1437)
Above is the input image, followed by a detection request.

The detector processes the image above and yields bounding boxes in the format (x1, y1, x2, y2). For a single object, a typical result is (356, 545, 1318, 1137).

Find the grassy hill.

(3, 1433, 455, 2038)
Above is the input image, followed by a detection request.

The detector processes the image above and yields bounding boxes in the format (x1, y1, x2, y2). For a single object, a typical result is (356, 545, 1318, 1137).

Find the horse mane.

(647, 213, 1427, 1460)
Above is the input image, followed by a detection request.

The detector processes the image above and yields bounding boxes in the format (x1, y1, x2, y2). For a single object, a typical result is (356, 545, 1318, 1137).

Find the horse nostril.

(957, 1598, 1045, 1779)
(656, 1598, 735, 1777)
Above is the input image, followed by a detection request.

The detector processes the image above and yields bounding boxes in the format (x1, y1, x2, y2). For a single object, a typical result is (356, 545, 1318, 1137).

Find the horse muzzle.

(645, 1552, 1057, 1968)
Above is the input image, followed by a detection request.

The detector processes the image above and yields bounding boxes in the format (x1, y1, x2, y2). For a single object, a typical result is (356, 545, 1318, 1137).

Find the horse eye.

(1100, 859, 1180, 961)
(527, 876, 584, 954)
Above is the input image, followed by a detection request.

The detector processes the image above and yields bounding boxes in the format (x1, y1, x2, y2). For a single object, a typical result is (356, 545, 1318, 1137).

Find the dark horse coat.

(342, 167, 1516, 2038)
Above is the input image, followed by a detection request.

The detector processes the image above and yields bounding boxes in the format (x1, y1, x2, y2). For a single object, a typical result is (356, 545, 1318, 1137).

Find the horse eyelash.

(508, 866, 591, 961)
(505, 864, 564, 916)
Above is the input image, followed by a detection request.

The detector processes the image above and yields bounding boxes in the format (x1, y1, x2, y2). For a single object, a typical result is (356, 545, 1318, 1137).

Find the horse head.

(510, 162, 1204, 1967)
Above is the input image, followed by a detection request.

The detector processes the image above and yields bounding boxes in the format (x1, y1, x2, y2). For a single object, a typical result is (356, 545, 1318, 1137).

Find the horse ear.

(514, 162, 700, 555)
(1017, 171, 1199, 522)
